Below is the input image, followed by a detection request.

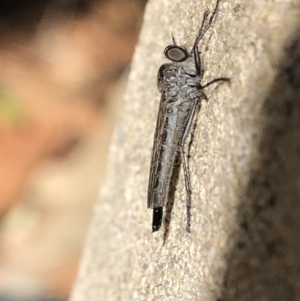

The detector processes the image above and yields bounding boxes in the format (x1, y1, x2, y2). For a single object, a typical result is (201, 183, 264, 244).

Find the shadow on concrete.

(219, 29, 300, 300)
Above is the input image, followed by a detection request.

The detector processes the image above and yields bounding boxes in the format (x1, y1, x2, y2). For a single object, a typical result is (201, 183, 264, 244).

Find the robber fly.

(147, 0, 229, 232)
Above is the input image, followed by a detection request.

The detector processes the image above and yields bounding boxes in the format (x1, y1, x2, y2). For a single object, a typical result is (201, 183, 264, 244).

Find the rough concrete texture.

(70, 0, 300, 300)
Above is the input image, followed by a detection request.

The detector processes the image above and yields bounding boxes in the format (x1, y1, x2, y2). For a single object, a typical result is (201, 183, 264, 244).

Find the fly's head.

(164, 44, 189, 63)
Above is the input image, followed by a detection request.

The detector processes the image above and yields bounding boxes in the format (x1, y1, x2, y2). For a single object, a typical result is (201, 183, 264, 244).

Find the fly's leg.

(180, 148, 191, 233)
(194, 45, 230, 88)
(187, 101, 202, 160)
(191, 0, 221, 54)
(193, 1, 228, 81)
(202, 77, 230, 89)
(194, 44, 202, 76)
(180, 99, 201, 232)
(193, 10, 208, 74)
(180, 76, 228, 233)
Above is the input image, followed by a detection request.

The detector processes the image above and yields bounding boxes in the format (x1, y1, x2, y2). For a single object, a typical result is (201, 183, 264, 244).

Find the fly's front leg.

(193, 10, 208, 76)
(180, 99, 201, 233)
(193, 45, 202, 77)
(191, 0, 221, 54)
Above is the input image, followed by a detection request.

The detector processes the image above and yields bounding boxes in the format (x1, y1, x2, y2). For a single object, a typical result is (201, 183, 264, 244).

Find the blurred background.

(0, 0, 147, 300)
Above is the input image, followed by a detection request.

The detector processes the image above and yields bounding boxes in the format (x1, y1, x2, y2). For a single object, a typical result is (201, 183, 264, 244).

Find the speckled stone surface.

(70, 1, 300, 300)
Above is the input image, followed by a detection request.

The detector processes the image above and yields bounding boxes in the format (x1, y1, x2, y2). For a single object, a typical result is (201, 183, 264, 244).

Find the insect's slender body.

(147, 0, 229, 232)
(148, 56, 204, 230)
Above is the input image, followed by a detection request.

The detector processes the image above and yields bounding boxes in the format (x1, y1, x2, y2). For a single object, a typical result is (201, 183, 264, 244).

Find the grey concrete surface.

(70, 0, 300, 300)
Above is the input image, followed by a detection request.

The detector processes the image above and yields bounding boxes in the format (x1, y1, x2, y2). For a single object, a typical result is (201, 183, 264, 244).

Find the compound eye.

(164, 45, 189, 62)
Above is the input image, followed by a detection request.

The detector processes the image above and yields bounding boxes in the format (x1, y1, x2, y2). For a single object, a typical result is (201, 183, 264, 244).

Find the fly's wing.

(147, 64, 170, 209)
(147, 91, 167, 209)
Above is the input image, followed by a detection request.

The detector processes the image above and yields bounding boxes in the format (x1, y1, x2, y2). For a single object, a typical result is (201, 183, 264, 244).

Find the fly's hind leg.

(180, 99, 201, 232)
(180, 148, 192, 233)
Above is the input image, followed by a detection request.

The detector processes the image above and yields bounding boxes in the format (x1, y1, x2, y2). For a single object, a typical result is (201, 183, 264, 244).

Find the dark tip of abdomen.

(152, 207, 163, 232)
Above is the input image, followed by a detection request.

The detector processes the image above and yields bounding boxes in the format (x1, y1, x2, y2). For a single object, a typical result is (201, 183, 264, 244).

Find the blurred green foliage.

(0, 89, 27, 129)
